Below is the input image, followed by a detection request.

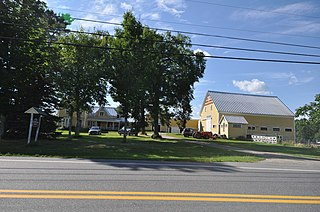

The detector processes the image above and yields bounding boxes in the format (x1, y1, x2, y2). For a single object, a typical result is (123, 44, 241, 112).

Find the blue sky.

(44, 0, 320, 118)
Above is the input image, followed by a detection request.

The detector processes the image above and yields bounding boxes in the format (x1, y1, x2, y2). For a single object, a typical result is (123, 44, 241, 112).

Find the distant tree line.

(0, 0, 206, 140)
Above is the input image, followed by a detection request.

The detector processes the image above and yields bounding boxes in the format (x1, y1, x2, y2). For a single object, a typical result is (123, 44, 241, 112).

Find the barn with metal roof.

(200, 91, 295, 141)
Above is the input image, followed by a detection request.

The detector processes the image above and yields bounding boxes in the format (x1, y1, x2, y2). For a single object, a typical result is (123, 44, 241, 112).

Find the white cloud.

(194, 48, 211, 56)
(142, 12, 161, 20)
(241, 72, 315, 86)
(280, 21, 320, 34)
(156, 0, 186, 17)
(120, 2, 133, 10)
(269, 72, 314, 85)
(101, 4, 118, 15)
(232, 2, 315, 19)
(273, 2, 314, 14)
(232, 79, 271, 95)
(73, 15, 122, 32)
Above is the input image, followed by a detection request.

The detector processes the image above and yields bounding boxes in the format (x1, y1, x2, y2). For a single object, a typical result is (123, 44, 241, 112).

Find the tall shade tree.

(55, 30, 109, 138)
(295, 94, 320, 142)
(146, 32, 206, 138)
(109, 12, 206, 139)
(0, 0, 66, 138)
(108, 12, 145, 142)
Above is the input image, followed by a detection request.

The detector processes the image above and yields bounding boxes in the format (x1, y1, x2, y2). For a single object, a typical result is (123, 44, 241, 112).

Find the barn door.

(206, 116, 212, 132)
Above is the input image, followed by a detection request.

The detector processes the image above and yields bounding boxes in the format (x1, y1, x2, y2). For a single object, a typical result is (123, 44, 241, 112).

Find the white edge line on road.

(1, 158, 320, 173)
(238, 166, 320, 173)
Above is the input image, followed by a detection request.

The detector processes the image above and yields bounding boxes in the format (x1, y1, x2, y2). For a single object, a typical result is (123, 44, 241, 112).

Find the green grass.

(164, 133, 320, 159)
(215, 139, 320, 159)
(0, 131, 260, 163)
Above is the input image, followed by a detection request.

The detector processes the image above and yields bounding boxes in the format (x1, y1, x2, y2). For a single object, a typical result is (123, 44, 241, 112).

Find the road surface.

(0, 156, 319, 211)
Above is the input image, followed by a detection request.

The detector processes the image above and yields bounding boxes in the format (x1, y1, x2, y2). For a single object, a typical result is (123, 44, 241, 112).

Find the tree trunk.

(75, 110, 81, 137)
(123, 116, 128, 142)
(140, 101, 146, 135)
(153, 115, 159, 137)
(68, 110, 73, 140)
(152, 96, 160, 138)
(0, 114, 5, 139)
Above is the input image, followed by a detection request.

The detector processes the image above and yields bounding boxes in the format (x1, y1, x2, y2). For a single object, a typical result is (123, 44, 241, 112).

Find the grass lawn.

(0, 131, 260, 163)
(215, 139, 320, 159)
(166, 133, 320, 159)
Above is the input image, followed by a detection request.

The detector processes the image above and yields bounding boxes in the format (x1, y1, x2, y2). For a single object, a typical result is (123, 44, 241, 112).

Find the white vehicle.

(88, 126, 101, 135)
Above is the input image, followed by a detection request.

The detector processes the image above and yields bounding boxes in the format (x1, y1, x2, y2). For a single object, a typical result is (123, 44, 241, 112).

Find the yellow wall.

(200, 95, 220, 134)
(199, 94, 295, 141)
(220, 118, 228, 137)
(220, 118, 247, 139)
(240, 114, 294, 141)
(170, 119, 198, 129)
(218, 113, 294, 141)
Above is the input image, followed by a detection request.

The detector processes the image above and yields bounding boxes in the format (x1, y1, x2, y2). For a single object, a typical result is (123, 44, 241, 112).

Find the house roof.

(206, 91, 294, 117)
(222, 115, 248, 124)
(91, 106, 118, 117)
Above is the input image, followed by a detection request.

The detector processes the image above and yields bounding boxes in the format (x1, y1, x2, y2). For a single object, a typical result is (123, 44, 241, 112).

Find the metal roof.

(91, 106, 118, 117)
(222, 115, 248, 124)
(207, 91, 294, 117)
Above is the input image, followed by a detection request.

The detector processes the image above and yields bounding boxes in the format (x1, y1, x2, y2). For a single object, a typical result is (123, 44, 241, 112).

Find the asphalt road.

(0, 156, 319, 212)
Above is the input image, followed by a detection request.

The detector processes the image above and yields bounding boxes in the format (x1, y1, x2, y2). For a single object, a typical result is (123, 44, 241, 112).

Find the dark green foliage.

(0, 0, 66, 138)
(109, 12, 206, 139)
(55, 30, 110, 137)
(295, 94, 320, 142)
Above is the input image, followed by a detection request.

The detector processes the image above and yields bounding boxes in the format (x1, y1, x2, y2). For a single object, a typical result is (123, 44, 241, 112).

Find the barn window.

(248, 126, 256, 130)
(261, 127, 268, 131)
(233, 124, 241, 128)
(273, 127, 280, 132)
(285, 128, 292, 132)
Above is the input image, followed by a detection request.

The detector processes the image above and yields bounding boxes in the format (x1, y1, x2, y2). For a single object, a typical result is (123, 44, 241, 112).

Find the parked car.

(88, 126, 101, 135)
(118, 127, 138, 136)
(182, 128, 196, 137)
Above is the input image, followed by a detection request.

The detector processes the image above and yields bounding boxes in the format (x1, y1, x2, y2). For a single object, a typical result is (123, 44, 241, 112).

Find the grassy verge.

(164, 133, 320, 159)
(215, 139, 320, 159)
(0, 131, 260, 163)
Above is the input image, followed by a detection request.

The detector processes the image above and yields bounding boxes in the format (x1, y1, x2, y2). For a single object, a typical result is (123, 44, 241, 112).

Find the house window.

(212, 125, 216, 128)
(204, 107, 206, 112)
(248, 126, 256, 130)
(210, 105, 212, 111)
(261, 127, 268, 131)
(285, 128, 292, 132)
(233, 124, 241, 128)
(99, 112, 104, 117)
(273, 127, 280, 132)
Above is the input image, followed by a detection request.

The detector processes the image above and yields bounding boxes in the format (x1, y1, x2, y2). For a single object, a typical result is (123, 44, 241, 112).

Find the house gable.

(91, 107, 118, 118)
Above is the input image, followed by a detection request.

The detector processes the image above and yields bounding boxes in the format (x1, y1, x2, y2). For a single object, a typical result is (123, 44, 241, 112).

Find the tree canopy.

(1, 7, 206, 139)
(0, 0, 66, 137)
(295, 94, 320, 142)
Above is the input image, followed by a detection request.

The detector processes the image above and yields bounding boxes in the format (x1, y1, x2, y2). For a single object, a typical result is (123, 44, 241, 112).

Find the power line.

(48, 7, 320, 39)
(2, 21, 320, 58)
(1, 35, 320, 65)
(185, 0, 320, 19)
(73, 18, 320, 50)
